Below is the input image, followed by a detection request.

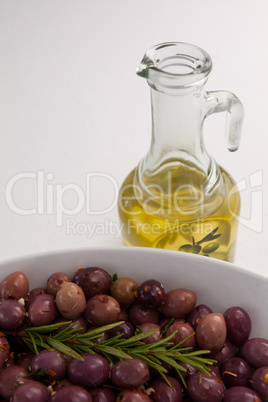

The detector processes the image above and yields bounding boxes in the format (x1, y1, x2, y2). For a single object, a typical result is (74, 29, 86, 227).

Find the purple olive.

(47, 272, 72, 295)
(116, 388, 151, 401)
(224, 306, 251, 346)
(221, 357, 251, 388)
(89, 387, 117, 402)
(128, 303, 159, 326)
(195, 313, 227, 352)
(25, 288, 47, 310)
(68, 353, 110, 388)
(166, 322, 195, 349)
(208, 338, 237, 367)
(250, 366, 268, 401)
(30, 350, 69, 381)
(137, 279, 165, 308)
(73, 267, 112, 299)
(0, 299, 26, 330)
(242, 338, 268, 368)
(111, 358, 149, 387)
(84, 294, 120, 326)
(162, 288, 197, 318)
(150, 375, 183, 402)
(56, 282, 86, 319)
(28, 293, 57, 326)
(48, 385, 92, 402)
(187, 304, 213, 330)
(0, 336, 10, 369)
(222, 386, 262, 401)
(187, 371, 224, 401)
(0, 271, 29, 300)
(108, 321, 135, 340)
(0, 365, 30, 399)
(139, 323, 161, 344)
(11, 380, 50, 402)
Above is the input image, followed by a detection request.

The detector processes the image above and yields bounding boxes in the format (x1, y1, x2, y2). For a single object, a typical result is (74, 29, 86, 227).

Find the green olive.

(110, 277, 139, 307)
(202, 241, 219, 254)
(156, 236, 170, 248)
(156, 233, 178, 249)
(179, 244, 202, 254)
(178, 244, 192, 252)
(187, 245, 202, 254)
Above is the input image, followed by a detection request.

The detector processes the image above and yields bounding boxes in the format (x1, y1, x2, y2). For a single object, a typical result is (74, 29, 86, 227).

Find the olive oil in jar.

(118, 164, 240, 262)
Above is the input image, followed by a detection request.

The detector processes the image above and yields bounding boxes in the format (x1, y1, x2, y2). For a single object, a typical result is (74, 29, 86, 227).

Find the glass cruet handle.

(205, 91, 244, 152)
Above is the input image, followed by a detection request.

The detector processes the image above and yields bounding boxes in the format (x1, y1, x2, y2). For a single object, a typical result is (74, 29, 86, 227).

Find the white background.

(0, 0, 267, 276)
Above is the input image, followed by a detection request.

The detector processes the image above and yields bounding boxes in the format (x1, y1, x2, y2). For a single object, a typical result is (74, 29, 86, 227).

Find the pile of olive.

(0, 267, 267, 401)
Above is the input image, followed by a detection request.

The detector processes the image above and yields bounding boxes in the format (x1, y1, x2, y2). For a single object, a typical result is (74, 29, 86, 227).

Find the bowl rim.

(0, 245, 267, 284)
(1, 246, 267, 338)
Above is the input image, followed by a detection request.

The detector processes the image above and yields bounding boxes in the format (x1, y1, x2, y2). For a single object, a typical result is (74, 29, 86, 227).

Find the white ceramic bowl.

(0, 247, 267, 337)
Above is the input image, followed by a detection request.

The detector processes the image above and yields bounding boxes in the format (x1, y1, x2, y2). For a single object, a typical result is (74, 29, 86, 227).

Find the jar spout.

(136, 58, 154, 79)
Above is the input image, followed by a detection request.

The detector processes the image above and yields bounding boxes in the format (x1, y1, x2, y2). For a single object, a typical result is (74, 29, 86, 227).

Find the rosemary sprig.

(2, 321, 216, 379)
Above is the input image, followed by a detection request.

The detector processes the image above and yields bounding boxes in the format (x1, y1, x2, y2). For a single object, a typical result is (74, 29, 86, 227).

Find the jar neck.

(143, 85, 211, 175)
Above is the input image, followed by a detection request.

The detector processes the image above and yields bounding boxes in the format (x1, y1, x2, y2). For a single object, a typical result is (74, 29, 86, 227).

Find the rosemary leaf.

(70, 338, 94, 347)
(54, 332, 81, 342)
(133, 347, 167, 354)
(173, 354, 211, 374)
(25, 321, 72, 334)
(112, 273, 118, 282)
(142, 331, 176, 349)
(159, 371, 172, 388)
(156, 353, 187, 372)
(53, 324, 84, 341)
(71, 344, 95, 354)
(35, 332, 44, 347)
(160, 318, 175, 336)
(97, 334, 124, 346)
(167, 332, 194, 350)
(95, 345, 132, 360)
(47, 338, 84, 361)
(29, 331, 39, 355)
(189, 355, 216, 365)
(170, 346, 193, 354)
(116, 329, 160, 347)
(77, 322, 124, 340)
(35, 341, 52, 350)
(102, 351, 114, 365)
(129, 352, 167, 373)
(182, 349, 211, 357)
(175, 367, 187, 388)
(23, 337, 38, 354)
(144, 354, 162, 366)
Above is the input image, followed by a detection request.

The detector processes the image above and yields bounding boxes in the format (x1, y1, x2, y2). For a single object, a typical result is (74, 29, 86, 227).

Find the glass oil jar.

(118, 42, 244, 261)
